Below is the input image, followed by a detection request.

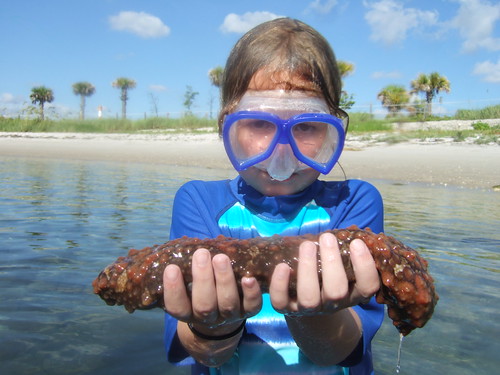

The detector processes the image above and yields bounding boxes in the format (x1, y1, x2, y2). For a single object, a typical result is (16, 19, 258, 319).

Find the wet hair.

(218, 18, 343, 132)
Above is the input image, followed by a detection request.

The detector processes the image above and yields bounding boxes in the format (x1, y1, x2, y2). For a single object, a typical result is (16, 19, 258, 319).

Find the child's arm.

(270, 233, 380, 366)
(163, 250, 262, 367)
(285, 309, 363, 365)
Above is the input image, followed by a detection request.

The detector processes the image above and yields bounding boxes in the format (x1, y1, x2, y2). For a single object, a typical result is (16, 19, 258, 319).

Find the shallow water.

(1, 157, 498, 374)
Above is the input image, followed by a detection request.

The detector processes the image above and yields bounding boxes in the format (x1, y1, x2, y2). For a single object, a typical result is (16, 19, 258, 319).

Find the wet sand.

(1, 132, 499, 189)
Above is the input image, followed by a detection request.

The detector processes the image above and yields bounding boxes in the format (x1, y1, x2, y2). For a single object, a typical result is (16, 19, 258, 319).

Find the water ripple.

(0, 158, 498, 375)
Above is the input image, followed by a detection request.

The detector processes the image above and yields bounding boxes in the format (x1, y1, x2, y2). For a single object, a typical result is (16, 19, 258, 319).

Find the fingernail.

(321, 233, 335, 247)
(306, 247, 317, 258)
(165, 265, 179, 281)
(242, 277, 256, 288)
(301, 244, 317, 258)
(195, 250, 209, 266)
(214, 256, 229, 272)
(351, 239, 368, 254)
(275, 264, 290, 280)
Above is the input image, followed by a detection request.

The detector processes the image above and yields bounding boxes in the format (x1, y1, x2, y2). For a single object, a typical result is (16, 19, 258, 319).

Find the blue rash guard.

(164, 176, 385, 375)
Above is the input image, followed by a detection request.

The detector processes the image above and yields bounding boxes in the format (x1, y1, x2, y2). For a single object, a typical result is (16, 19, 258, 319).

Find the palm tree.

(30, 86, 54, 121)
(377, 85, 410, 116)
(72, 82, 95, 120)
(337, 60, 355, 80)
(112, 77, 136, 119)
(410, 72, 450, 117)
(183, 85, 199, 116)
(208, 66, 224, 118)
(208, 66, 224, 88)
(337, 60, 356, 109)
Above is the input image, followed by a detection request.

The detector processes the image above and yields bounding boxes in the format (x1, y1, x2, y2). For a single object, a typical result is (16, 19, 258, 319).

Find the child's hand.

(269, 232, 379, 365)
(163, 249, 262, 334)
(269, 232, 380, 315)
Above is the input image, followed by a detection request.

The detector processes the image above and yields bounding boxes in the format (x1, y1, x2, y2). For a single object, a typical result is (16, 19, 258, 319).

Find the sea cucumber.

(93, 226, 438, 336)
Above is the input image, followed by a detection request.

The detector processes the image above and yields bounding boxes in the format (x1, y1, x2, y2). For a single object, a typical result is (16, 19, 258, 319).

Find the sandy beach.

(1, 131, 499, 190)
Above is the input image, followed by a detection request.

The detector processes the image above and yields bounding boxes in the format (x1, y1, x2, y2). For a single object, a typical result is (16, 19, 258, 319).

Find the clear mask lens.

(228, 117, 277, 162)
(291, 121, 340, 166)
(223, 90, 347, 175)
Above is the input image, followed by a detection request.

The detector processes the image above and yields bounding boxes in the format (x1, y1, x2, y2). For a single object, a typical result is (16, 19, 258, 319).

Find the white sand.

(1, 132, 499, 189)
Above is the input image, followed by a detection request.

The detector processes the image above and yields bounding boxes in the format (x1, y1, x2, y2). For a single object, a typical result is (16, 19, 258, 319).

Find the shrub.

(455, 104, 500, 120)
(472, 122, 490, 131)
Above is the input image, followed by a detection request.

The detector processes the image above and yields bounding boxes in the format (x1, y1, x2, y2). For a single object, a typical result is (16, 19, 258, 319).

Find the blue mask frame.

(222, 111, 347, 174)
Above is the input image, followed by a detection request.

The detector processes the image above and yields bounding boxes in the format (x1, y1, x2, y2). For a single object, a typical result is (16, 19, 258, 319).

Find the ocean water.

(0, 157, 498, 374)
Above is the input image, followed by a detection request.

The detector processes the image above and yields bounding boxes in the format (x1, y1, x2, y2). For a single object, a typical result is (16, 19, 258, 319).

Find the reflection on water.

(372, 182, 500, 374)
(0, 157, 498, 374)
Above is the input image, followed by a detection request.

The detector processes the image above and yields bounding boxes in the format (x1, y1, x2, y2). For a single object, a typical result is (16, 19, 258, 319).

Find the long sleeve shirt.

(165, 176, 385, 375)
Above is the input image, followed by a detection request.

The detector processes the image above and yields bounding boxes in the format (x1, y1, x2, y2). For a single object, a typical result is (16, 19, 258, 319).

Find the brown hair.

(218, 18, 343, 133)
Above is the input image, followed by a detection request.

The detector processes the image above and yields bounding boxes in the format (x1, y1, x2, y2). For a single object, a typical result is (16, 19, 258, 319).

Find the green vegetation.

(347, 112, 393, 132)
(183, 86, 199, 115)
(1, 104, 498, 145)
(455, 104, 500, 120)
(30, 86, 54, 121)
(208, 66, 224, 88)
(410, 72, 451, 116)
(471, 122, 490, 131)
(345, 106, 499, 145)
(112, 77, 136, 119)
(338, 60, 356, 110)
(0, 116, 217, 133)
(356, 127, 499, 146)
(377, 85, 410, 116)
(72, 82, 95, 120)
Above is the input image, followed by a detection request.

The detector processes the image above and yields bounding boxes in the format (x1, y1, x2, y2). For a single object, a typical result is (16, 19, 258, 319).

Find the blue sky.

(1, 0, 499, 119)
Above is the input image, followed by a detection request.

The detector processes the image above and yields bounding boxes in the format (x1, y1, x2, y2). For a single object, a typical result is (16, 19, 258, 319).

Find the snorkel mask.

(222, 90, 348, 181)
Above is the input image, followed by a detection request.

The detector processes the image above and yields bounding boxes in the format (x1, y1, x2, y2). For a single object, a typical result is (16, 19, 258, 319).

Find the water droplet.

(396, 332, 404, 373)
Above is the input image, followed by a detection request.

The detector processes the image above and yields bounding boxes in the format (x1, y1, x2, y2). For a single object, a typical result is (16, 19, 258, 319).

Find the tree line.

(27, 62, 450, 121)
(377, 72, 451, 117)
(29, 78, 135, 121)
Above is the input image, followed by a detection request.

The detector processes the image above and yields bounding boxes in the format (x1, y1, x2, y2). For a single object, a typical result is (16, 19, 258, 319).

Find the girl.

(163, 18, 384, 375)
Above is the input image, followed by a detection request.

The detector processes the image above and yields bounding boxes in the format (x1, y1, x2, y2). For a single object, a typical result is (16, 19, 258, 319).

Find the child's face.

(234, 71, 326, 196)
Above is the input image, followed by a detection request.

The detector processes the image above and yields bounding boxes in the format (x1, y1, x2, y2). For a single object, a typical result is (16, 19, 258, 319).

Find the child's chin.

(240, 167, 320, 196)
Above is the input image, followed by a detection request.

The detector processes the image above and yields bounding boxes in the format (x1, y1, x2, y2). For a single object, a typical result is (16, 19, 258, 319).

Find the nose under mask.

(255, 144, 308, 181)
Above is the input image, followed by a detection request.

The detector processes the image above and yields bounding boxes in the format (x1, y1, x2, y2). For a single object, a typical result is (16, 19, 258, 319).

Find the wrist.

(188, 320, 246, 341)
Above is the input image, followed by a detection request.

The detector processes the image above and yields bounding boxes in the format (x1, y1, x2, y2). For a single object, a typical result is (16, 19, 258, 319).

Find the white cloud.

(0, 93, 76, 118)
(109, 11, 170, 38)
(0, 92, 23, 104)
(0, 93, 25, 115)
(428, 104, 449, 115)
(305, 0, 339, 14)
(220, 11, 282, 34)
(449, 0, 500, 52)
(473, 59, 500, 83)
(46, 103, 75, 117)
(149, 84, 167, 92)
(371, 71, 403, 79)
(364, 0, 439, 45)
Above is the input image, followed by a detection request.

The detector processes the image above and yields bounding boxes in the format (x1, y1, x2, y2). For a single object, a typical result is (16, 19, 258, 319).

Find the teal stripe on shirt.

(218, 200, 330, 237)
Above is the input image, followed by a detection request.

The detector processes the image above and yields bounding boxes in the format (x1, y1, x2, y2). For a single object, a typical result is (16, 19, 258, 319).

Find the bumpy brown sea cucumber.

(93, 226, 438, 336)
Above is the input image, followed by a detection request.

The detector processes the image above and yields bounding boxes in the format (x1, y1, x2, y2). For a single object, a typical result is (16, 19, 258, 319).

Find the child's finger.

(241, 277, 263, 317)
(350, 239, 380, 301)
(191, 249, 218, 323)
(318, 233, 348, 306)
(163, 264, 191, 321)
(269, 263, 292, 312)
(212, 253, 241, 320)
(296, 241, 321, 311)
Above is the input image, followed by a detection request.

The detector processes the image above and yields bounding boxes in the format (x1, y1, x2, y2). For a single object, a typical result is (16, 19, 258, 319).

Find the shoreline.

(1, 132, 499, 190)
